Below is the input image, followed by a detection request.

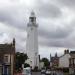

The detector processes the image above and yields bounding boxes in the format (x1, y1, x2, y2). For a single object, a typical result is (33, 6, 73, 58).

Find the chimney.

(13, 38, 15, 46)
(55, 52, 57, 57)
(64, 50, 67, 54)
(66, 49, 69, 54)
(50, 54, 51, 61)
(64, 49, 69, 54)
(38, 55, 40, 62)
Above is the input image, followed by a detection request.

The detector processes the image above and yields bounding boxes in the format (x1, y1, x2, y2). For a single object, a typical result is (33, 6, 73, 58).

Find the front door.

(3, 66, 8, 75)
(0, 67, 2, 75)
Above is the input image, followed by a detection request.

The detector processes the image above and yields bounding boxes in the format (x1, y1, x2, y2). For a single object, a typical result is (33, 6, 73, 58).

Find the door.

(0, 67, 2, 75)
(3, 66, 8, 75)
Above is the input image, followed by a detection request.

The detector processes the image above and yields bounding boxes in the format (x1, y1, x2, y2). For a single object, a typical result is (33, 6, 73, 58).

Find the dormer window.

(4, 55, 10, 63)
(4, 56, 8, 63)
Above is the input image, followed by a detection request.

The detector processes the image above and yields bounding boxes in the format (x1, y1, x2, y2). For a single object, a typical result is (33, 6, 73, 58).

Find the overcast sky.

(0, 0, 75, 59)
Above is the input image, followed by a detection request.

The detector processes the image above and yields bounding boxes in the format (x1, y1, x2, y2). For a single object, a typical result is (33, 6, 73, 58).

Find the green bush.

(63, 68, 69, 73)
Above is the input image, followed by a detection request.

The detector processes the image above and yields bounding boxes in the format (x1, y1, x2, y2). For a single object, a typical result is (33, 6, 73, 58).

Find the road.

(14, 72, 64, 75)
(32, 72, 41, 75)
(32, 72, 64, 75)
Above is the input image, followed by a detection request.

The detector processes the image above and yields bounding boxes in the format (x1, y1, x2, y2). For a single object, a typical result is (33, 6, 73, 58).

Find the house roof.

(0, 43, 15, 63)
(59, 53, 71, 59)
(0, 38, 15, 64)
(0, 43, 15, 54)
(59, 51, 75, 59)
(51, 57, 59, 62)
(69, 51, 75, 58)
(70, 51, 75, 54)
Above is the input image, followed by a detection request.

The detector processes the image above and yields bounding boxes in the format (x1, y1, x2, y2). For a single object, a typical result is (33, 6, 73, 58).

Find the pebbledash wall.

(59, 54, 71, 68)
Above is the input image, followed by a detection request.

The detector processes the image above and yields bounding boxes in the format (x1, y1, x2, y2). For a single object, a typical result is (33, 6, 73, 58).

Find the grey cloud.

(57, 0, 75, 8)
(39, 24, 74, 39)
(39, 37, 75, 48)
(39, 38, 64, 47)
(0, 5, 27, 30)
(35, 3, 61, 18)
(0, 23, 27, 52)
(38, 20, 75, 48)
(0, 0, 75, 53)
(16, 38, 26, 52)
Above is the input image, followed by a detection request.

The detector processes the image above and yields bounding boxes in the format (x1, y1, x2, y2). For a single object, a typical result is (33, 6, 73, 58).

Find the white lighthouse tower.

(26, 12, 39, 69)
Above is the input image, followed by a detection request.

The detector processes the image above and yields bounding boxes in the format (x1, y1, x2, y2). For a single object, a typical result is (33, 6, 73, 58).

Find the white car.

(45, 69, 51, 75)
(22, 67, 32, 75)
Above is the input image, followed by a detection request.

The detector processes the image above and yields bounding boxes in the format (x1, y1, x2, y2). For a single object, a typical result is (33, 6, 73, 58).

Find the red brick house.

(50, 53, 59, 68)
(69, 51, 75, 74)
(0, 38, 15, 75)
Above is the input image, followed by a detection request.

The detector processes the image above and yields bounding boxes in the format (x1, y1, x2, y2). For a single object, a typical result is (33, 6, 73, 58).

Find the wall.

(39, 62, 44, 70)
(59, 54, 71, 68)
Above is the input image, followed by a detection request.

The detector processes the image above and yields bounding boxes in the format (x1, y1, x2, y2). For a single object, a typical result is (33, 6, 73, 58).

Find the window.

(35, 52, 37, 55)
(31, 28, 33, 30)
(4, 56, 8, 63)
(71, 59, 73, 64)
(30, 17, 34, 22)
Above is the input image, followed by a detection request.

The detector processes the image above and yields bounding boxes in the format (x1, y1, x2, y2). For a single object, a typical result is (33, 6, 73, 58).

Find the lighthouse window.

(30, 17, 34, 22)
(31, 28, 33, 30)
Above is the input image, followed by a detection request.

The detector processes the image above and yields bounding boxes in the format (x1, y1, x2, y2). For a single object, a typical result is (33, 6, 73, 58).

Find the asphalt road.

(32, 72, 41, 75)
(32, 72, 64, 75)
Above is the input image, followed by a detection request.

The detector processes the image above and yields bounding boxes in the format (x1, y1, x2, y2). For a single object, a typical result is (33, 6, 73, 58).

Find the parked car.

(41, 69, 46, 74)
(22, 67, 32, 75)
(45, 69, 51, 75)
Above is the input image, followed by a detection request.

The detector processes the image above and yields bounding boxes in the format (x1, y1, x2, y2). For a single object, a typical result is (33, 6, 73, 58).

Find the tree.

(41, 58, 50, 68)
(24, 63, 30, 68)
(15, 52, 28, 71)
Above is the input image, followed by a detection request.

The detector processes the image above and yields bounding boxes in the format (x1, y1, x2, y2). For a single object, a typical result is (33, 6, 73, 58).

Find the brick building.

(50, 53, 59, 68)
(0, 38, 15, 75)
(69, 51, 75, 74)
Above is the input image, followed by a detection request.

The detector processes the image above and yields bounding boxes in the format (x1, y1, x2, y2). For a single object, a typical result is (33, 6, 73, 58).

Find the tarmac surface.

(14, 71, 64, 75)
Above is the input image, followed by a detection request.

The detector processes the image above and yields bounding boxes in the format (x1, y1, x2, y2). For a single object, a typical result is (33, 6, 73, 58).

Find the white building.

(26, 12, 39, 69)
(59, 50, 71, 68)
(39, 62, 44, 70)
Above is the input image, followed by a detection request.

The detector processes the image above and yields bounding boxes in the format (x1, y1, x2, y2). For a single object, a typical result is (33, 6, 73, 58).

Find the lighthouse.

(26, 12, 39, 69)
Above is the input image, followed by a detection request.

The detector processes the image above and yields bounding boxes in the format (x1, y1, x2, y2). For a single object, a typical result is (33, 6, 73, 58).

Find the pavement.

(14, 72, 41, 75)
(32, 72, 41, 75)
(14, 73, 22, 75)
